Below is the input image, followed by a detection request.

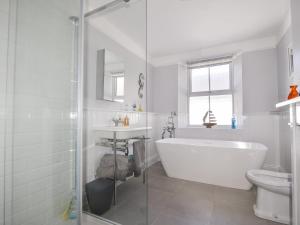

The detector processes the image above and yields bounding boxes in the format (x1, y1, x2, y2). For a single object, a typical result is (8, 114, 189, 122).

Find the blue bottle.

(231, 115, 237, 129)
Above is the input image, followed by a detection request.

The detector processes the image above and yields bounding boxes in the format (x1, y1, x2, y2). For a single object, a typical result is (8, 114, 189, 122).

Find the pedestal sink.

(93, 126, 152, 139)
(93, 126, 152, 205)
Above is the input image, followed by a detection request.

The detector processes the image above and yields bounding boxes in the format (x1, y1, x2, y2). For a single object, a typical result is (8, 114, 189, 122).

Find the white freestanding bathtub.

(155, 138, 268, 190)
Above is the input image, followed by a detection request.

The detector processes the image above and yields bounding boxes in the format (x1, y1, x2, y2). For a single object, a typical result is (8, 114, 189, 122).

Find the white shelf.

(276, 96, 300, 108)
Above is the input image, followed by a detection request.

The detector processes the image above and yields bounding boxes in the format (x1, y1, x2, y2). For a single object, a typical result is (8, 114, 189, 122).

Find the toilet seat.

(246, 170, 291, 195)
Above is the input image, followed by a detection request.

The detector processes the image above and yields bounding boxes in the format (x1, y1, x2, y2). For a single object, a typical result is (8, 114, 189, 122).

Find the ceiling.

(86, 0, 290, 59)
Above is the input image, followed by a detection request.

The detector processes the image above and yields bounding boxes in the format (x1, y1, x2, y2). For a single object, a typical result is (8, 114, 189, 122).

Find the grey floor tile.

(148, 187, 175, 206)
(163, 195, 213, 222)
(148, 164, 167, 177)
(148, 175, 186, 193)
(209, 201, 282, 225)
(148, 204, 165, 225)
(103, 201, 147, 225)
(152, 213, 209, 225)
(213, 185, 255, 209)
(179, 180, 215, 201)
(93, 162, 286, 225)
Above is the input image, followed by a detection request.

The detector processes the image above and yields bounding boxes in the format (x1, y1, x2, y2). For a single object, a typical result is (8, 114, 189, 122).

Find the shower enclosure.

(1, 0, 83, 224)
(1, 0, 148, 224)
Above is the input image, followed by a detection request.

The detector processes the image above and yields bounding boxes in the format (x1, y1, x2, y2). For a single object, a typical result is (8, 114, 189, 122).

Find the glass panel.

(116, 76, 124, 97)
(6, 0, 81, 224)
(191, 67, 209, 92)
(189, 96, 209, 125)
(0, 0, 10, 223)
(99, 49, 126, 102)
(210, 95, 233, 125)
(84, 0, 147, 224)
(210, 64, 230, 91)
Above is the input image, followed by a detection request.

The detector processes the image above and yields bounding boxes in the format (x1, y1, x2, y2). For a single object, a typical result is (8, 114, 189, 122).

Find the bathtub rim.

(155, 138, 268, 151)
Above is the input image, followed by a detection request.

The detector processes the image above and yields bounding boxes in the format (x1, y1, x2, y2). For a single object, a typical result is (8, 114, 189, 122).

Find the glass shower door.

(82, 0, 148, 224)
(3, 0, 82, 224)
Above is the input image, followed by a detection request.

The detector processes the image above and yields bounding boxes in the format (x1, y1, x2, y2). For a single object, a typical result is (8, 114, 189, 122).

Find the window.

(188, 62, 233, 126)
(112, 73, 125, 102)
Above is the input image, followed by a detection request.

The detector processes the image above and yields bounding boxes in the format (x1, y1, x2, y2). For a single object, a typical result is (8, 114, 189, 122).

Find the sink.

(93, 126, 152, 139)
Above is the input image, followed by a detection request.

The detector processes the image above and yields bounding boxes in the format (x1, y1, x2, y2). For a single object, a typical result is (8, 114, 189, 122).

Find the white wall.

(276, 28, 293, 172)
(151, 49, 280, 114)
(151, 48, 282, 170)
(277, 28, 293, 102)
(291, 0, 300, 85)
(242, 49, 278, 114)
(151, 65, 178, 113)
(84, 24, 148, 111)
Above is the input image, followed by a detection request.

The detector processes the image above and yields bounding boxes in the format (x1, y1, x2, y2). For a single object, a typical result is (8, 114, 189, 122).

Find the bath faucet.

(162, 112, 176, 139)
(161, 127, 167, 139)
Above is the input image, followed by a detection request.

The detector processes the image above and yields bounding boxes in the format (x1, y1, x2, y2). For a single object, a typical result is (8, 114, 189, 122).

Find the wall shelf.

(276, 96, 300, 108)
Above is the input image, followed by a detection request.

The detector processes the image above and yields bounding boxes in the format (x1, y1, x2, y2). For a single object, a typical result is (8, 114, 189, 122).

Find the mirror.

(96, 49, 125, 102)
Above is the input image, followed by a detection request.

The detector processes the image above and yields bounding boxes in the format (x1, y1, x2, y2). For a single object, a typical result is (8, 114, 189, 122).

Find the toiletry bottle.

(62, 189, 77, 220)
(288, 85, 299, 99)
(69, 189, 77, 220)
(138, 103, 143, 112)
(231, 114, 237, 129)
(124, 115, 129, 127)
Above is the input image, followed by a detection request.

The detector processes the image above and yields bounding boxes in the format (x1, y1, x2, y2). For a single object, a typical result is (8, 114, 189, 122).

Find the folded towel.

(96, 154, 133, 181)
(132, 140, 145, 177)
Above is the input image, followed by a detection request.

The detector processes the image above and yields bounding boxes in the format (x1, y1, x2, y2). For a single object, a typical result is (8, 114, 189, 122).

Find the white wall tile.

(0, 12, 9, 41)
(1, 0, 79, 224)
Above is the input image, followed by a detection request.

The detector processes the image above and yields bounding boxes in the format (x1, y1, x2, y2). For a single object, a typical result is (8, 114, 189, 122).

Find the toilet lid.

(247, 170, 291, 187)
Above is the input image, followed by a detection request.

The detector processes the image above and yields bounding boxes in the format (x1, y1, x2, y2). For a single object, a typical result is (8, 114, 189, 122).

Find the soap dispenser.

(231, 114, 237, 129)
(123, 115, 130, 127)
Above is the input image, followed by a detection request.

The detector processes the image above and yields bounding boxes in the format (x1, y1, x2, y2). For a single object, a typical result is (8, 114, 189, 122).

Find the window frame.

(188, 61, 234, 127)
(112, 73, 125, 102)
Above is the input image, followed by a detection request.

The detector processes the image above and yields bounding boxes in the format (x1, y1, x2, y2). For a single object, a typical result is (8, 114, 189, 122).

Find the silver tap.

(162, 112, 176, 139)
(161, 127, 167, 139)
(112, 117, 122, 127)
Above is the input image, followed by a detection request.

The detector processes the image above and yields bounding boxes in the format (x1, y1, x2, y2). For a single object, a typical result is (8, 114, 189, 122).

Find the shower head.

(69, 16, 79, 25)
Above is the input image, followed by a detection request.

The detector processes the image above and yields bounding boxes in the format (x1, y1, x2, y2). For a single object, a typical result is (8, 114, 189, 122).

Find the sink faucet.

(162, 112, 176, 139)
(112, 117, 122, 127)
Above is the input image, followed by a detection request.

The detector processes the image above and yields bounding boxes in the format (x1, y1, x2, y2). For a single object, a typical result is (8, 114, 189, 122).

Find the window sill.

(182, 125, 243, 130)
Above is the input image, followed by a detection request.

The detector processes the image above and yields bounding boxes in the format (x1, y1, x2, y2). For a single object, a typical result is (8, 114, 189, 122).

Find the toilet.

(246, 170, 292, 224)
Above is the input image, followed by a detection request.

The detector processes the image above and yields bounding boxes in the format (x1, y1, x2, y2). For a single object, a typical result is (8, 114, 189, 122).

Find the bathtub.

(155, 138, 268, 190)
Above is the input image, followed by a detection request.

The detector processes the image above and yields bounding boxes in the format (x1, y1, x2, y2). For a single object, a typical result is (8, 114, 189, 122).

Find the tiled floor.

(91, 162, 283, 225)
(148, 162, 283, 225)
(101, 175, 147, 225)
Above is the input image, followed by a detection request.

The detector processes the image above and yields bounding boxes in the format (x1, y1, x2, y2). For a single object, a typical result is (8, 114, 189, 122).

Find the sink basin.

(93, 126, 152, 139)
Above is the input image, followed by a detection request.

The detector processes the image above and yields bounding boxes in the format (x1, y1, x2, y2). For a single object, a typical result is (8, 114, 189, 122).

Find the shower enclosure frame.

(74, 0, 85, 223)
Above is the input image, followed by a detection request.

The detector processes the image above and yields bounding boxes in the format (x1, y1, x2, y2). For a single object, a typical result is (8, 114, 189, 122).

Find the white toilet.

(246, 169, 292, 224)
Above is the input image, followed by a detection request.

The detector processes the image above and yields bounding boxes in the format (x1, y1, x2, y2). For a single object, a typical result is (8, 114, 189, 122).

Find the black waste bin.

(85, 178, 114, 215)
